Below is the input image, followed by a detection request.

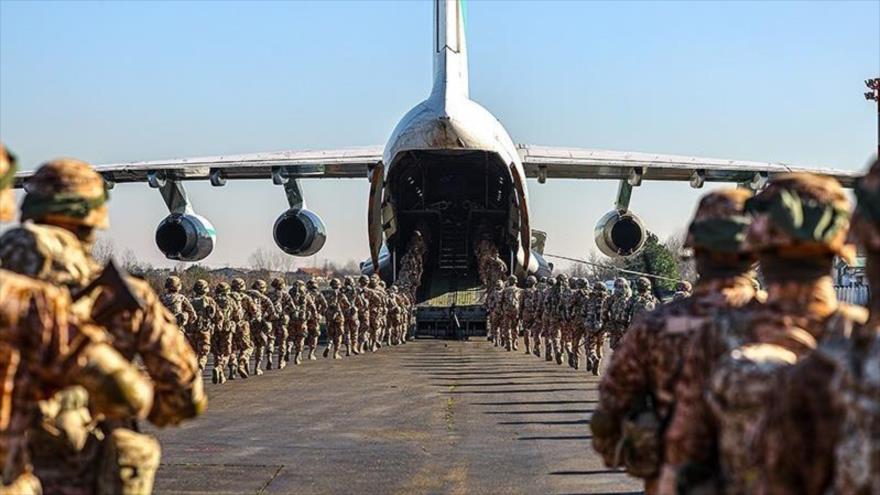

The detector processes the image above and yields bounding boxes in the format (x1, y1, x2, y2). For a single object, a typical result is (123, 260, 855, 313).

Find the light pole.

(867, 78, 880, 156)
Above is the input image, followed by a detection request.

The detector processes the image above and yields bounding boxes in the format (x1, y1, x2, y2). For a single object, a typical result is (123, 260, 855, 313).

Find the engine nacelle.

(273, 208, 326, 256)
(155, 213, 216, 261)
(594, 210, 647, 257)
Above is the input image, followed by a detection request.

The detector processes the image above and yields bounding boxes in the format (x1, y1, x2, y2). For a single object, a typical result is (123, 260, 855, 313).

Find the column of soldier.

(482, 268, 671, 377)
(160, 271, 418, 385)
(481, 162, 880, 494)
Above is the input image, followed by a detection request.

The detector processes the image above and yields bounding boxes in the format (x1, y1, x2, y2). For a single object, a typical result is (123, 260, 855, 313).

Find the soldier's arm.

(591, 320, 651, 466)
(130, 280, 207, 426)
(183, 297, 197, 325)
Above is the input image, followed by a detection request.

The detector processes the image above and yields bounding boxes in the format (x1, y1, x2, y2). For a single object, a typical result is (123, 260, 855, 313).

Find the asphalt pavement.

(150, 339, 643, 495)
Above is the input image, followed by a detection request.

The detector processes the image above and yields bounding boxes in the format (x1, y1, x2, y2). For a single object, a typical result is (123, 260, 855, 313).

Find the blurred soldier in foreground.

(230, 278, 260, 379)
(289, 280, 315, 364)
(189, 279, 217, 371)
(306, 278, 327, 360)
(661, 174, 864, 494)
(0, 144, 153, 494)
(607, 278, 632, 350)
(585, 281, 609, 374)
(268, 277, 295, 369)
(247, 279, 276, 375)
(161, 275, 197, 332)
(760, 159, 880, 494)
(322, 278, 348, 359)
(1, 158, 205, 493)
(212, 282, 237, 384)
(593, 189, 758, 494)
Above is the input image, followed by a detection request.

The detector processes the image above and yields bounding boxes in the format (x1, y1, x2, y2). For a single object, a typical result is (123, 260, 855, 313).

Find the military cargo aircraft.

(14, 0, 859, 304)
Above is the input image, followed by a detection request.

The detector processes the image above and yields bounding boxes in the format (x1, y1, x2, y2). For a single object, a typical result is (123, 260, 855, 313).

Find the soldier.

(189, 279, 218, 371)
(661, 174, 864, 494)
(0, 158, 206, 493)
(758, 159, 880, 494)
(671, 281, 692, 302)
(398, 292, 413, 344)
(375, 279, 390, 348)
(0, 144, 153, 494)
(500, 276, 521, 351)
(607, 278, 633, 350)
(306, 278, 327, 360)
(628, 277, 658, 323)
(342, 277, 364, 356)
(322, 278, 347, 359)
(485, 280, 504, 346)
(288, 280, 315, 364)
(569, 278, 591, 370)
(356, 275, 372, 354)
(247, 279, 277, 376)
(161, 275, 197, 332)
(520, 276, 540, 355)
(364, 277, 385, 352)
(267, 277, 296, 369)
(229, 277, 261, 379)
(540, 277, 557, 361)
(386, 286, 403, 346)
(585, 281, 610, 374)
(592, 189, 758, 494)
(548, 273, 573, 365)
(212, 282, 238, 384)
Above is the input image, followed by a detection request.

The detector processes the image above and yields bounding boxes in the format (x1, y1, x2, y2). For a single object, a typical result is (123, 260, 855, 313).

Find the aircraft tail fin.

(432, 0, 469, 99)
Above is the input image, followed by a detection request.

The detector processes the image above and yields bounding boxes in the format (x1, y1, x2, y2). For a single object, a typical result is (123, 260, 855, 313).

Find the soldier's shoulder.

(0, 268, 68, 301)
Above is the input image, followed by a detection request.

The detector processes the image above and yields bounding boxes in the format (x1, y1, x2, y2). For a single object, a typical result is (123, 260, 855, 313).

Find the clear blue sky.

(1, 0, 878, 268)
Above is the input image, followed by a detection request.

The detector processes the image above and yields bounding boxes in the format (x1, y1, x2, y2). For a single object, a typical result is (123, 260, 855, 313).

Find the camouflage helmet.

(0, 142, 17, 222)
(675, 281, 693, 293)
(388, 285, 398, 293)
(20, 158, 109, 229)
(539, 276, 547, 284)
(378, 280, 386, 289)
(851, 157, 880, 252)
(329, 278, 341, 288)
(294, 280, 306, 292)
(193, 279, 210, 295)
(613, 277, 629, 290)
(358, 275, 369, 287)
(368, 277, 378, 289)
(636, 277, 651, 291)
(593, 281, 608, 292)
(525, 275, 537, 287)
(744, 173, 854, 264)
(343, 276, 354, 287)
(494, 280, 504, 289)
(231, 277, 246, 292)
(271, 277, 286, 290)
(307, 278, 318, 290)
(506, 275, 517, 285)
(215, 282, 231, 295)
(557, 273, 568, 282)
(165, 275, 182, 292)
(685, 188, 755, 255)
(252, 279, 268, 292)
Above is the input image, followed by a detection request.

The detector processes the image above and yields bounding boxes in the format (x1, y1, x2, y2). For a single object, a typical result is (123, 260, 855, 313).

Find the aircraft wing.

(517, 144, 861, 187)
(12, 146, 384, 187)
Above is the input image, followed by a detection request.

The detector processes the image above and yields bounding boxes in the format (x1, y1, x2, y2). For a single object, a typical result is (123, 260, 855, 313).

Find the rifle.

(73, 260, 144, 325)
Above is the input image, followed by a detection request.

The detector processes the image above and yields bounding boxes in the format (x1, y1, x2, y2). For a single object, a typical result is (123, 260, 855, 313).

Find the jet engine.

(155, 213, 216, 261)
(594, 210, 647, 257)
(273, 208, 326, 256)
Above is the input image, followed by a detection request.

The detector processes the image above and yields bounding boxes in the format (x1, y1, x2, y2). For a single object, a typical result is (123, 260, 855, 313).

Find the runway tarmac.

(151, 339, 643, 495)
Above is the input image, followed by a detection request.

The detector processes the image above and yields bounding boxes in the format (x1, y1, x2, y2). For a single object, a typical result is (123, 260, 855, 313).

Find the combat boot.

(228, 363, 237, 380)
(212, 367, 221, 384)
(253, 363, 264, 376)
(294, 351, 303, 365)
(532, 343, 541, 358)
(238, 361, 250, 378)
(323, 346, 331, 358)
(333, 349, 341, 359)
(308, 347, 317, 361)
(545, 345, 553, 362)
(278, 356, 287, 370)
(346, 344, 352, 356)
(217, 368, 227, 384)
(555, 346, 564, 365)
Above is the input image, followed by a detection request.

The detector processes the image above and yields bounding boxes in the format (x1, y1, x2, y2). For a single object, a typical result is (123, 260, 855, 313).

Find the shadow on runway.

(498, 419, 590, 426)
(484, 409, 593, 415)
(472, 400, 597, 406)
(517, 435, 592, 441)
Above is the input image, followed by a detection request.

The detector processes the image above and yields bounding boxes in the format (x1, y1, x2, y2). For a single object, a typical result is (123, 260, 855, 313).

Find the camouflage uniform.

(306, 279, 327, 360)
(267, 278, 295, 369)
(520, 276, 541, 355)
(288, 281, 316, 365)
(661, 174, 862, 495)
(500, 276, 521, 352)
(549, 274, 574, 365)
(230, 278, 261, 379)
(212, 283, 238, 384)
(568, 279, 590, 370)
(160, 276, 197, 332)
(1, 159, 205, 494)
(398, 292, 413, 344)
(485, 280, 504, 346)
(585, 282, 609, 374)
(364, 277, 386, 352)
(607, 278, 633, 350)
(386, 286, 403, 346)
(342, 277, 365, 356)
(540, 278, 556, 361)
(0, 146, 152, 495)
(247, 280, 277, 376)
(355, 276, 372, 354)
(757, 160, 880, 495)
(189, 279, 217, 371)
(322, 279, 348, 359)
(627, 277, 658, 323)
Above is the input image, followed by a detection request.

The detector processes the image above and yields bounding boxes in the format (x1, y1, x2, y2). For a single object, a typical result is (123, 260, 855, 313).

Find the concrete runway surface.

(150, 339, 643, 495)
